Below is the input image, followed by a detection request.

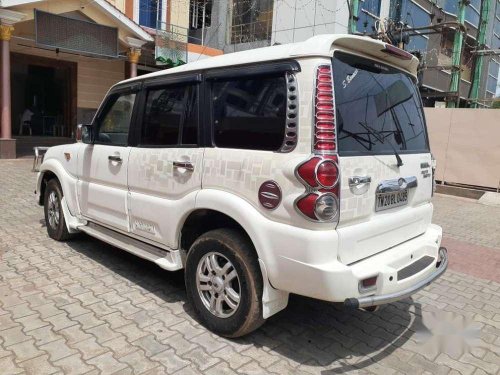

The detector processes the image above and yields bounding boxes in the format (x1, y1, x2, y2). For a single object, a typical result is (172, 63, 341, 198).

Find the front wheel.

(44, 179, 72, 241)
(185, 228, 265, 337)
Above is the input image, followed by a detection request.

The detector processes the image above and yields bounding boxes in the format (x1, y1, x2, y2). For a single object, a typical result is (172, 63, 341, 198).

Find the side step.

(78, 223, 183, 271)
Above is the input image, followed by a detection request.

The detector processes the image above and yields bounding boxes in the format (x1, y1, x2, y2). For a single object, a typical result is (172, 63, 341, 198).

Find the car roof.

(119, 34, 420, 87)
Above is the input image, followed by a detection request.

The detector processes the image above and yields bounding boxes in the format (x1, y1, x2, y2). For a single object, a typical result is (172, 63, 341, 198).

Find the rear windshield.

(332, 52, 429, 155)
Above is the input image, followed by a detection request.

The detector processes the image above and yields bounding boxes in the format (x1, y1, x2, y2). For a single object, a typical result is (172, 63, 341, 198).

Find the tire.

(44, 178, 73, 241)
(185, 228, 265, 337)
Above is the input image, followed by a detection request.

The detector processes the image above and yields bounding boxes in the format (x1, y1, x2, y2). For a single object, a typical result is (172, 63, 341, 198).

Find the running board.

(77, 223, 183, 271)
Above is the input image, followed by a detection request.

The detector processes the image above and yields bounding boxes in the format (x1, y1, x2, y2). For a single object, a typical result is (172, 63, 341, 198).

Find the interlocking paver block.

(132, 334, 170, 357)
(70, 337, 109, 360)
(151, 348, 190, 373)
(18, 354, 59, 375)
(2, 159, 500, 375)
(53, 353, 95, 375)
(182, 347, 220, 371)
(101, 336, 137, 359)
(40, 338, 78, 362)
(87, 351, 128, 373)
(0, 355, 24, 375)
(86, 323, 121, 344)
(119, 349, 162, 374)
(6, 339, 42, 362)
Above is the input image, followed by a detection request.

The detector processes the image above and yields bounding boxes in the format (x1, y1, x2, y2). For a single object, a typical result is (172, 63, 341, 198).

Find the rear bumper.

(344, 247, 448, 308)
(268, 223, 444, 304)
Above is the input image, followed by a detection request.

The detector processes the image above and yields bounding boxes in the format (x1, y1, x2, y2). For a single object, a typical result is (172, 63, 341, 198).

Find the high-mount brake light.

(382, 44, 413, 60)
(294, 63, 340, 223)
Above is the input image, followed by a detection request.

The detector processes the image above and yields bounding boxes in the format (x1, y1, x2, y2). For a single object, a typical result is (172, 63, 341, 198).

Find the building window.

(443, 0, 480, 28)
(465, 0, 480, 28)
(486, 60, 499, 94)
(400, 1, 430, 52)
(357, 0, 381, 33)
(190, 0, 212, 29)
(443, 0, 458, 15)
(139, 0, 162, 29)
(230, 0, 273, 44)
(211, 74, 287, 151)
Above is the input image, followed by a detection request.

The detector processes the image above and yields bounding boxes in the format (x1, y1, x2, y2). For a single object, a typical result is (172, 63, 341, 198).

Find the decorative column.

(125, 37, 147, 78)
(127, 48, 141, 78)
(0, 9, 25, 159)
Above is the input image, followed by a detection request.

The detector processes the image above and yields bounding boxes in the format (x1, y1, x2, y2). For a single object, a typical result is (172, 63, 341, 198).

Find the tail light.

(294, 63, 340, 222)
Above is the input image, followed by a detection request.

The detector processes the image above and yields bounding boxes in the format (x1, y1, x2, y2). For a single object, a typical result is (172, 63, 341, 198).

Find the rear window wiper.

(358, 122, 404, 167)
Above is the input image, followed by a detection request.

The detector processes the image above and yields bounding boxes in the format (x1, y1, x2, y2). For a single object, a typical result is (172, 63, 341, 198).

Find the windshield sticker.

(342, 69, 359, 89)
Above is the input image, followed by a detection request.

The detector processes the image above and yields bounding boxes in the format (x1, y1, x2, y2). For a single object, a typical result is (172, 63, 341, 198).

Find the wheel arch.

(37, 170, 58, 206)
(182, 189, 290, 319)
(181, 209, 256, 257)
(37, 159, 79, 217)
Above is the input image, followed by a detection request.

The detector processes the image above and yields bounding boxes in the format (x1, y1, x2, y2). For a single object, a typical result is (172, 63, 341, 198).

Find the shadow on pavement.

(66, 232, 421, 374)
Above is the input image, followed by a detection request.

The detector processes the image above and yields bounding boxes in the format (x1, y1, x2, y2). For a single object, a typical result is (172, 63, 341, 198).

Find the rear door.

(333, 51, 433, 264)
(127, 75, 203, 249)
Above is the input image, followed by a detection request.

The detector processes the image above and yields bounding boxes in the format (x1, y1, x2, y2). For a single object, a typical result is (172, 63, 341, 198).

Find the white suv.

(36, 35, 447, 337)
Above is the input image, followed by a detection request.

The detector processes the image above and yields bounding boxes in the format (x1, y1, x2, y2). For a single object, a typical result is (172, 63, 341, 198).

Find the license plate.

(375, 190, 408, 211)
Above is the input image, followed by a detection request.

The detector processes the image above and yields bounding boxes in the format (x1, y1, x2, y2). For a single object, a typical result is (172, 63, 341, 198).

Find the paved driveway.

(1, 159, 499, 375)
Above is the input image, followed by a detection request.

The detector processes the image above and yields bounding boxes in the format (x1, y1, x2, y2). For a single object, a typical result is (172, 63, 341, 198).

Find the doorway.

(11, 53, 76, 138)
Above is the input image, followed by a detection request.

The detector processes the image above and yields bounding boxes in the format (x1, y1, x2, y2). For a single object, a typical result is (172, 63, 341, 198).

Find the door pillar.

(0, 9, 25, 159)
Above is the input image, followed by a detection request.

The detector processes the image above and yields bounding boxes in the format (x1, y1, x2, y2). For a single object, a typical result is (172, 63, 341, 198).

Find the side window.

(141, 84, 198, 146)
(211, 74, 287, 151)
(98, 93, 136, 146)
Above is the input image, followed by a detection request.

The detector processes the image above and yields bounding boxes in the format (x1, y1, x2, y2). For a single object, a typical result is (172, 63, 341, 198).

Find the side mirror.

(76, 124, 93, 144)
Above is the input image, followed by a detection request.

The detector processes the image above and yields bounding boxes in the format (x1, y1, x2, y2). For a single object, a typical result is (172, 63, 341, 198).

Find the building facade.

(0, 0, 156, 158)
(357, 0, 500, 106)
(187, 0, 350, 53)
(0, 0, 221, 158)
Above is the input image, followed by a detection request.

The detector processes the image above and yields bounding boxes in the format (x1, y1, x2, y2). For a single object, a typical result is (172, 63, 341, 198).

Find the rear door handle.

(108, 155, 122, 163)
(173, 161, 194, 171)
(348, 176, 371, 187)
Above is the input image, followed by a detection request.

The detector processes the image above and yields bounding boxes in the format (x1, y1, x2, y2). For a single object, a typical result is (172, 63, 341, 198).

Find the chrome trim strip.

(376, 176, 417, 194)
(344, 248, 448, 309)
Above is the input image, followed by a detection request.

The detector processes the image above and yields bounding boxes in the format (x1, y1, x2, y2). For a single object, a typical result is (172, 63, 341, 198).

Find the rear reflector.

(359, 276, 378, 292)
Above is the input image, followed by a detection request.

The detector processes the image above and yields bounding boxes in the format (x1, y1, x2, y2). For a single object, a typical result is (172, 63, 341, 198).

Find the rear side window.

(141, 84, 198, 146)
(332, 52, 429, 155)
(211, 74, 287, 151)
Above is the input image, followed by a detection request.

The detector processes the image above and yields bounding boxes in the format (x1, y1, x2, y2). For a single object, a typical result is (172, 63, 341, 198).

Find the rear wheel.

(185, 228, 265, 337)
(44, 179, 72, 241)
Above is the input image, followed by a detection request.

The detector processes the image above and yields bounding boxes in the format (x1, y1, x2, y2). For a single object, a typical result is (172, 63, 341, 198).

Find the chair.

(18, 111, 33, 136)
(54, 115, 65, 137)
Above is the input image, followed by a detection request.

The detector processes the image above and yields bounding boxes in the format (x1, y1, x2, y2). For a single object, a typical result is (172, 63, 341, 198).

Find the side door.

(77, 87, 139, 232)
(127, 75, 203, 248)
